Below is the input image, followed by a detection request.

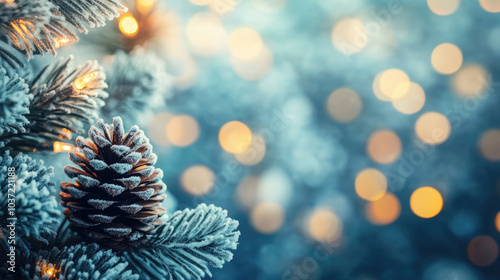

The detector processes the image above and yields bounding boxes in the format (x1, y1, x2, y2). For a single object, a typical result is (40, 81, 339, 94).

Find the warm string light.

(54, 38, 70, 48)
(53, 141, 75, 153)
(119, 14, 139, 37)
(74, 71, 98, 90)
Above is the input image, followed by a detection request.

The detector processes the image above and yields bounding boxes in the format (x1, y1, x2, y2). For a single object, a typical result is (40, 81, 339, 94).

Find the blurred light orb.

(236, 134, 266, 165)
(427, 0, 460, 15)
(331, 18, 367, 54)
(237, 176, 260, 210)
(410, 187, 443, 218)
(451, 64, 489, 97)
(166, 115, 199, 147)
(308, 209, 342, 242)
(367, 130, 402, 164)
(373, 73, 391, 102)
(379, 69, 411, 100)
(468, 236, 499, 266)
(366, 192, 401, 225)
(231, 45, 274, 81)
(251, 0, 287, 12)
(186, 12, 226, 56)
(480, 0, 500, 13)
(415, 112, 451, 145)
(189, 0, 212, 5)
(219, 121, 252, 154)
(148, 112, 174, 146)
(327, 88, 363, 123)
(355, 168, 388, 201)
(251, 202, 285, 234)
(119, 14, 139, 37)
(137, 0, 155, 14)
(392, 82, 426, 114)
(479, 129, 500, 161)
(228, 27, 264, 60)
(496, 211, 500, 232)
(181, 165, 215, 196)
(431, 43, 463, 75)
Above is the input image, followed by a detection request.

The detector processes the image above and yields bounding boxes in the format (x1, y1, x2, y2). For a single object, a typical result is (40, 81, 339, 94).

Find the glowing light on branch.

(74, 71, 98, 90)
(137, 0, 156, 14)
(53, 141, 75, 153)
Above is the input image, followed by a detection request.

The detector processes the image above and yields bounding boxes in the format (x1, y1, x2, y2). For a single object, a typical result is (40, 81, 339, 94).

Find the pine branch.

(0, 56, 108, 152)
(51, 0, 128, 34)
(124, 204, 240, 280)
(0, 0, 77, 62)
(0, 66, 32, 135)
(21, 243, 139, 279)
(0, 152, 60, 256)
(102, 49, 171, 125)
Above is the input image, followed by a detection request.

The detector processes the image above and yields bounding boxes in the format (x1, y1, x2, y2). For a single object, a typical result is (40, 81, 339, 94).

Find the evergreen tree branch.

(124, 204, 240, 280)
(0, 66, 32, 135)
(0, 56, 108, 152)
(51, 0, 128, 34)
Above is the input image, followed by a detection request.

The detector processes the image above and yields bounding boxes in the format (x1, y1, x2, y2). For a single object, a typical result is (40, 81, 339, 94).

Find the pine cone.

(60, 117, 167, 248)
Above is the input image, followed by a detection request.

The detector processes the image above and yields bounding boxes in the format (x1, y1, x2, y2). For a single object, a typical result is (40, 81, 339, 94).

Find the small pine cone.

(60, 117, 167, 248)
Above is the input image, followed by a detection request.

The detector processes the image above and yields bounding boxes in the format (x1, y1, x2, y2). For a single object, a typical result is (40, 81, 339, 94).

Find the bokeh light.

(327, 88, 363, 123)
(427, 0, 460, 16)
(331, 18, 367, 55)
(355, 168, 388, 201)
(378, 69, 411, 101)
(231, 45, 273, 81)
(367, 130, 402, 164)
(235, 134, 266, 166)
(410, 187, 444, 218)
(308, 209, 342, 243)
(495, 211, 500, 232)
(219, 121, 252, 154)
(228, 27, 264, 60)
(119, 14, 139, 37)
(480, 0, 500, 13)
(365, 192, 401, 225)
(251, 202, 285, 234)
(451, 64, 489, 97)
(186, 12, 226, 56)
(251, 0, 287, 12)
(148, 112, 173, 146)
(479, 129, 500, 161)
(468, 236, 498, 266)
(189, 0, 211, 5)
(137, 0, 155, 14)
(415, 112, 451, 145)
(181, 165, 215, 196)
(166, 115, 200, 147)
(392, 82, 426, 114)
(237, 176, 260, 210)
(431, 43, 463, 75)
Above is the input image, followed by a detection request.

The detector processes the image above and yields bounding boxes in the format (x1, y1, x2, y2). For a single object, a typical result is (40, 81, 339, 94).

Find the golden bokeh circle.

(366, 192, 401, 225)
(181, 165, 215, 196)
(331, 18, 367, 55)
(431, 43, 463, 75)
(427, 0, 460, 16)
(479, 129, 500, 161)
(379, 69, 411, 100)
(308, 209, 342, 243)
(327, 88, 363, 123)
(415, 112, 451, 145)
(166, 115, 200, 147)
(367, 130, 402, 164)
(219, 121, 252, 154)
(480, 0, 500, 13)
(451, 64, 489, 97)
(355, 168, 388, 201)
(251, 202, 285, 234)
(392, 82, 426, 114)
(410, 186, 443, 218)
(228, 27, 264, 60)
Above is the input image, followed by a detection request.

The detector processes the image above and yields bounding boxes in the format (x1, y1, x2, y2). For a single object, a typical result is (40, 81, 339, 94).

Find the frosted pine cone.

(60, 117, 167, 248)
